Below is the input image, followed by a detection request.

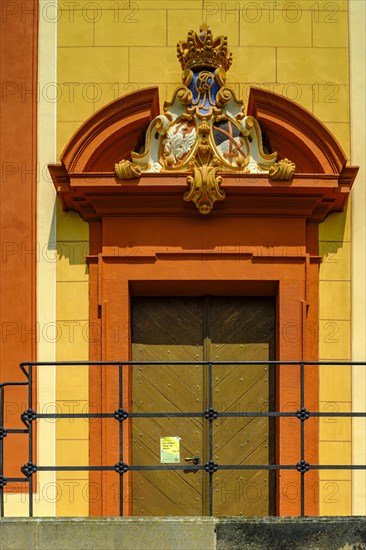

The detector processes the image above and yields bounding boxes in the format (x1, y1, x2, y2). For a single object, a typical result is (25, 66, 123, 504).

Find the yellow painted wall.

(349, 0, 366, 516)
(56, 0, 354, 516)
(55, 200, 89, 516)
(319, 208, 352, 515)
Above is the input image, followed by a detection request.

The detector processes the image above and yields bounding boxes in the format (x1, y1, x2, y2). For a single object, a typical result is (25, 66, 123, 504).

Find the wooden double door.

(131, 296, 276, 516)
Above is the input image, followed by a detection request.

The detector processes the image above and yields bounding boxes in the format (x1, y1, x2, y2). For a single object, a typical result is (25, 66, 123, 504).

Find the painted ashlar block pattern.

(56, 0, 351, 516)
(319, 204, 352, 515)
(55, 200, 89, 516)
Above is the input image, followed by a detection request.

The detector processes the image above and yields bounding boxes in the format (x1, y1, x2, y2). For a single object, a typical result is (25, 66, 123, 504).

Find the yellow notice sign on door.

(160, 436, 181, 464)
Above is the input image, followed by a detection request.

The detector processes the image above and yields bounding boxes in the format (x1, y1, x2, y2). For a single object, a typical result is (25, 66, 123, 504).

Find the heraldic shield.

(161, 118, 197, 169)
(212, 118, 249, 169)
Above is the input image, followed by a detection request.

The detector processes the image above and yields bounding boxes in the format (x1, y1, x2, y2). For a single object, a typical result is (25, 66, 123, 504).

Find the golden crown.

(177, 24, 233, 72)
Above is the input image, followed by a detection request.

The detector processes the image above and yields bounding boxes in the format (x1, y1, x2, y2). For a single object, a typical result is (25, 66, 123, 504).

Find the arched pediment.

(49, 84, 357, 222)
(49, 25, 358, 222)
(55, 87, 160, 174)
(247, 87, 347, 175)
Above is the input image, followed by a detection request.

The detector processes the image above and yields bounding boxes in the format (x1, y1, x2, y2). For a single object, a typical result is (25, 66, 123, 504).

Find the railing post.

(300, 361, 305, 516)
(0, 386, 4, 517)
(118, 362, 123, 517)
(208, 361, 213, 516)
(296, 362, 311, 516)
(28, 365, 33, 517)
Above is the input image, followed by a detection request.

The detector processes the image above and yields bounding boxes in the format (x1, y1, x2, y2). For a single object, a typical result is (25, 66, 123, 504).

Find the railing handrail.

(19, 360, 366, 366)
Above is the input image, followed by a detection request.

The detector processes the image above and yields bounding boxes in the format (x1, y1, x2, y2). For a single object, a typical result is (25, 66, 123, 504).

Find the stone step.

(0, 517, 365, 550)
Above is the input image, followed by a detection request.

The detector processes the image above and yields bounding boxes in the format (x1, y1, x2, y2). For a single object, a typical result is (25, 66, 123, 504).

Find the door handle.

(185, 456, 201, 465)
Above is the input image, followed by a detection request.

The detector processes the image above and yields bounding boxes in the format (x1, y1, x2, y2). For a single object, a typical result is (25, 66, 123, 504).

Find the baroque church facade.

(0, 0, 365, 519)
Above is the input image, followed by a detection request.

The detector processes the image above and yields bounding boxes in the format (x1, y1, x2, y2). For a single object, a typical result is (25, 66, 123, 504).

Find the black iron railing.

(0, 361, 365, 517)
(0, 381, 29, 517)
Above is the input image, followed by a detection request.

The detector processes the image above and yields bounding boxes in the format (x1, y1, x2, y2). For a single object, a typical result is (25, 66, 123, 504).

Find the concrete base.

(0, 517, 365, 550)
(0, 517, 215, 550)
(217, 517, 366, 550)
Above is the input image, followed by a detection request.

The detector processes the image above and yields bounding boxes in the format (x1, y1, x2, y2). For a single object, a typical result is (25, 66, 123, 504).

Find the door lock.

(185, 456, 201, 465)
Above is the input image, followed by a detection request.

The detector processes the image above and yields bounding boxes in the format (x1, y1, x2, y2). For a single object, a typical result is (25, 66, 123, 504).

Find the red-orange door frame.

(88, 215, 319, 517)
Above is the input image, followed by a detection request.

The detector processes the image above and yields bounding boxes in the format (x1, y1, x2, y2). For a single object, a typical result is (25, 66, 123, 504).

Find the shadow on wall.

(319, 207, 350, 274)
(54, 198, 89, 273)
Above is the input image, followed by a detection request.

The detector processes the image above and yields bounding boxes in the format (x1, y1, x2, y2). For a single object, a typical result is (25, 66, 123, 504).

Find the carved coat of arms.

(115, 24, 295, 213)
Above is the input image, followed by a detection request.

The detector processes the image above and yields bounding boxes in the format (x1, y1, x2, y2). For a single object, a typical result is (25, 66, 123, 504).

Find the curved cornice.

(49, 86, 358, 222)
(56, 87, 160, 174)
(247, 87, 348, 175)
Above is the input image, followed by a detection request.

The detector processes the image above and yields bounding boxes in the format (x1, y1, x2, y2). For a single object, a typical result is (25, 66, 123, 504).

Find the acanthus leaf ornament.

(183, 119, 225, 214)
(115, 159, 142, 179)
(184, 159, 225, 215)
(115, 25, 296, 213)
(269, 158, 296, 180)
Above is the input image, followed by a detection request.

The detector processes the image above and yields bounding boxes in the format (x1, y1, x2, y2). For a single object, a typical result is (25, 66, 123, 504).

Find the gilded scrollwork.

(115, 159, 142, 179)
(268, 158, 296, 180)
(154, 115, 171, 135)
(115, 25, 296, 211)
(216, 86, 233, 109)
(184, 159, 225, 215)
(175, 86, 194, 107)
